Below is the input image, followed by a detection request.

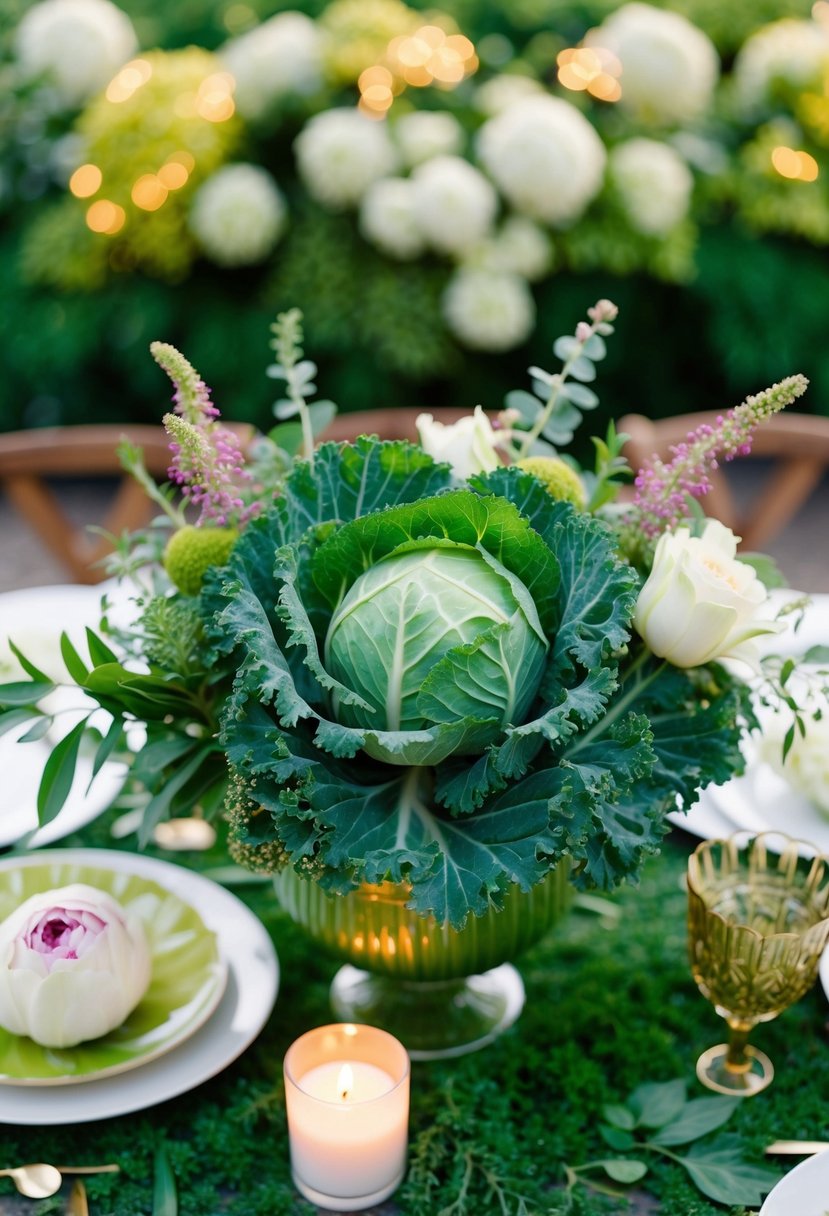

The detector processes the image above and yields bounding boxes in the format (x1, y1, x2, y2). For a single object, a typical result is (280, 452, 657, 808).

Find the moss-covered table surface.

(1, 824, 828, 1216)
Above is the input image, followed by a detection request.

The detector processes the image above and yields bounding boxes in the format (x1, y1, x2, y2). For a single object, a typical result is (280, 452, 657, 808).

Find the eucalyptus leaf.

(308, 400, 337, 436)
(678, 1138, 781, 1206)
(18, 717, 53, 743)
(603, 1104, 636, 1130)
(628, 1079, 687, 1128)
(581, 333, 606, 361)
(553, 335, 580, 361)
(560, 381, 599, 409)
(599, 1125, 635, 1152)
(569, 355, 597, 383)
(269, 421, 304, 456)
(804, 644, 829, 664)
(0, 707, 42, 739)
(504, 389, 542, 424)
(649, 1096, 740, 1146)
(601, 1159, 648, 1184)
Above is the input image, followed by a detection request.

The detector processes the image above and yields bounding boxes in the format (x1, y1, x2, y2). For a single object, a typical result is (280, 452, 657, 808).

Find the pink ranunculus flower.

(0, 883, 151, 1048)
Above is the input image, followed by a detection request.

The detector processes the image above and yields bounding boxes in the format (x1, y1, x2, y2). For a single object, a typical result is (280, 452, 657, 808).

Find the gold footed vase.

(273, 865, 573, 1060)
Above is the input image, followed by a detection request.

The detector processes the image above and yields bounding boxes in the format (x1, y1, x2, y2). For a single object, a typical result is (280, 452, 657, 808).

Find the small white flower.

(732, 19, 829, 118)
(587, 3, 719, 124)
(474, 73, 545, 117)
(465, 215, 552, 281)
(359, 177, 425, 259)
(443, 268, 535, 352)
(634, 519, 782, 670)
(0, 884, 151, 1048)
(190, 165, 287, 267)
(410, 156, 498, 257)
(416, 406, 504, 481)
(393, 111, 465, 168)
(14, 0, 138, 108)
(220, 12, 323, 121)
(477, 96, 606, 226)
(610, 138, 693, 235)
(295, 108, 398, 209)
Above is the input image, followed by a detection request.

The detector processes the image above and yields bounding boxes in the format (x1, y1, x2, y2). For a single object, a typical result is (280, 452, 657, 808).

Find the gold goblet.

(687, 833, 829, 1096)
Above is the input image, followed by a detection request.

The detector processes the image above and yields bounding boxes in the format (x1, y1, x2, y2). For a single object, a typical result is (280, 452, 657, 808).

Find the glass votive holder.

(283, 1022, 410, 1211)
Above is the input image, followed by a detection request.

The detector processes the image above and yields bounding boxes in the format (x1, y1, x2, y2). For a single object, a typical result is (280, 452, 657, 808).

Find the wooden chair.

(0, 410, 469, 584)
(618, 411, 829, 551)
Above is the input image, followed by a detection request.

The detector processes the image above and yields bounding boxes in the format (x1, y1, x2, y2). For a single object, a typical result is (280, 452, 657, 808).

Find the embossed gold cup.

(688, 833, 829, 1096)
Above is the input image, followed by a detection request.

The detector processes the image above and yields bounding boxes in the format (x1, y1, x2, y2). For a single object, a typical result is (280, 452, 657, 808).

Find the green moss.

(164, 525, 238, 596)
(516, 456, 587, 507)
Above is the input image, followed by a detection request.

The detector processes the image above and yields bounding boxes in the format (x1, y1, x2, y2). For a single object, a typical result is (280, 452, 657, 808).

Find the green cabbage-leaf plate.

(0, 859, 227, 1085)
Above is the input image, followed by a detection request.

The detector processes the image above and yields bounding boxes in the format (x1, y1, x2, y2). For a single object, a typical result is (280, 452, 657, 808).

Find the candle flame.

(338, 1063, 354, 1101)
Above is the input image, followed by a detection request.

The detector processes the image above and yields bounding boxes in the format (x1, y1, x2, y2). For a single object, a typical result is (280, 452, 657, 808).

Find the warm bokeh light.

(558, 45, 622, 101)
(86, 199, 126, 234)
(157, 161, 190, 189)
(196, 72, 236, 122)
(69, 163, 102, 198)
(358, 65, 396, 115)
(105, 58, 152, 103)
(131, 174, 169, 210)
(772, 145, 820, 181)
(385, 24, 477, 91)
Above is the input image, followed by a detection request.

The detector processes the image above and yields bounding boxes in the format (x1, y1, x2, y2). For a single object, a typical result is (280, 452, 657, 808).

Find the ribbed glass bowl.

(274, 865, 573, 1058)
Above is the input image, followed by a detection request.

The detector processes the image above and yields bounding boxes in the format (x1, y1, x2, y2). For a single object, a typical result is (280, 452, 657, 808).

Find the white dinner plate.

(759, 1148, 829, 1215)
(0, 583, 136, 848)
(0, 849, 279, 1124)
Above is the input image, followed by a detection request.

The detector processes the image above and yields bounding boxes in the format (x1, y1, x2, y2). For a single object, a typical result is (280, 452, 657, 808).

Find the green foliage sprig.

(266, 307, 337, 465)
(567, 1077, 781, 1208)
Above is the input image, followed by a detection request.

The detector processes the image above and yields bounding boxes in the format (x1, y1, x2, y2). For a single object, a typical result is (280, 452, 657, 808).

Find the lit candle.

(284, 1024, 410, 1211)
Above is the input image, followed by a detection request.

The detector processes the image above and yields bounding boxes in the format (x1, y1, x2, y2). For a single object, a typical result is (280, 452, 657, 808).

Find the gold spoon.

(0, 1163, 62, 1198)
(0, 1162, 119, 1198)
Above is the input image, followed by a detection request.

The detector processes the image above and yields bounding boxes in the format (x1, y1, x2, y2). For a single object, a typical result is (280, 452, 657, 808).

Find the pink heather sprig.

(151, 341, 259, 528)
(150, 341, 219, 425)
(163, 414, 260, 528)
(633, 374, 809, 538)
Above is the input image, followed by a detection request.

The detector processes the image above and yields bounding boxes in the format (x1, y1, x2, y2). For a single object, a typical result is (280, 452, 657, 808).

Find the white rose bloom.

(759, 712, 829, 816)
(295, 108, 398, 209)
(393, 111, 465, 168)
(443, 268, 535, 352)
(14, 0, 138, 108)
(0, 884, 151, 1048)
(466, 215, 552, 281)
(359, 177, 425, 259)
(410, 156, 498, 256)
(477, 96, 606, 226)
(610, 138, 693, 235)
(416, 406, 503, 480)
(732, 19, 829, 118)
(587, 3, 719, 124)
(190, 164, 287, 267)
(634, 519, 782, 669)
(220, 12, 323, 121)
(474, 73, 545, 117)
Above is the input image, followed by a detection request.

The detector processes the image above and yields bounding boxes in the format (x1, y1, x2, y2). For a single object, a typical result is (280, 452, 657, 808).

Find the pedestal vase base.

(696, 1043, 774, 1096)
(330, 962, 525, 1061)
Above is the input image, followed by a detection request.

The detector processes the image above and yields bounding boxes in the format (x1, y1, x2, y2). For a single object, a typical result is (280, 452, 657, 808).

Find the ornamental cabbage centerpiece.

(1, 302, 816, 1052)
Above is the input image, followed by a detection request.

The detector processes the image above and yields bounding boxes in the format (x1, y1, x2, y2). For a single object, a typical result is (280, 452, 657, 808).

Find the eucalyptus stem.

(516, 318, 602, 458)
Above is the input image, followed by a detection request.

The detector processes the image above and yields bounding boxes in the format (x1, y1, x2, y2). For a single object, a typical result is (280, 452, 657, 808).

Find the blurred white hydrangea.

(759, 712, 829, 816)
(295, 108, 398, 208)
(477, 96, 606, 226)
(732, 19, 829, 118)
(393, 111, 465, 168)
(14, 0, 138, 108)
(443, 268, 535, 351)
(465, 215, 552, 281)
(220, 12, 323, 122)
(359, 177, 425, 259)
(474, 73, 545, 116)
(190, 164, 287, 267)
(610, 138, 693, 235)
(587, 3, 719, 124)
(410, 156, 498, 257)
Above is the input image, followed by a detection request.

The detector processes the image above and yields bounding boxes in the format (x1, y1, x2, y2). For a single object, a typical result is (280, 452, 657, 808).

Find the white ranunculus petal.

(0, 883, 151, 1048)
